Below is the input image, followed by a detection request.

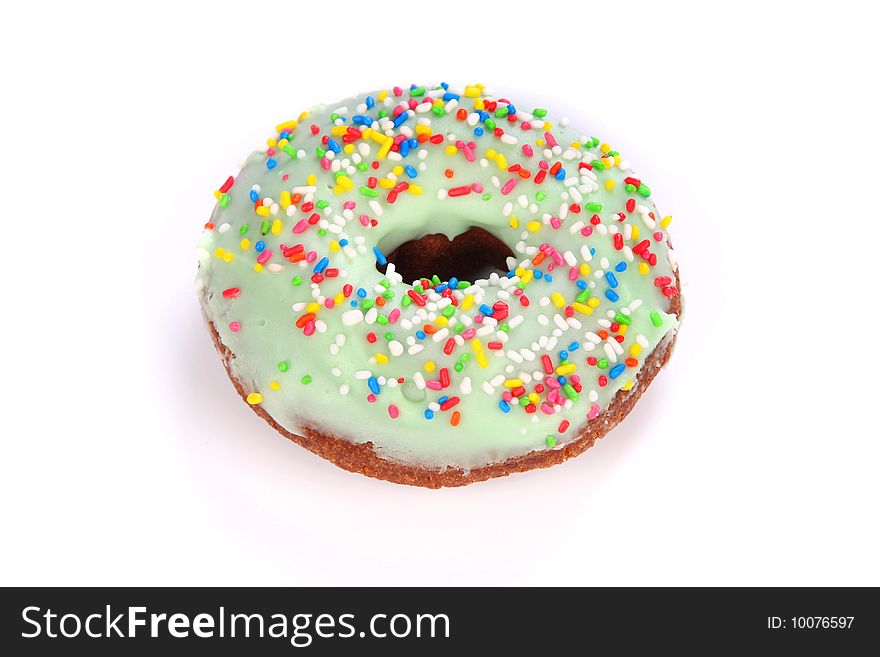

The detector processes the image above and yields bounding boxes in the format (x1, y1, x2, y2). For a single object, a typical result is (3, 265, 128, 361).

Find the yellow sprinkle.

(528, 393, 540, 404)
(495, 154, 508, 170)
(337, 175, 354, 190)
(445, 145, 458, 156)
(414, 124, 431, 136)
(307, 174, 317, 186)
(536, 139, 545, 147)
(332, 185, 344, 195)
(408, 184, 423, 195)
(224, 252, 234, 263)
(600, 143, 611, 154)
(474, 99, 485, 110)
(240, 238, 250, 250)
(621, 380, 633, 391)
(515, 267, 526, 277)
(630, 343, 642, 357)
(471, 338, 483, 353)
(605, 179, 616, 190)
(275, 120, 297, 133)
(571, 141, 581, 149)
(424, 360, 436, 373)
(526, 221, 542, 233)
(613, 155, 621, 166)
(461, 295, 474, 311)
(330, 240, 340, 252)
(378, 90, 388, 101)
(377, 139, 392, 160)
(333, 292, 344, 305)
(392, 165, 404, 176)
(579, 263, 591, 276)
(661, 215, 673, 229)
(331, 126, 347, 136)
(551, 292, 566, 308)
(485, 148, 497, 160)
(618, 324, 628, 335)
(343, 144, 354, 154)
(271, 219, 282, 235)
(631, 225, 640, 240)
(246, 392, 263, 405)
(639, 262, 650, 275)
(544, 122, 553, 131)
(504, 379, 523, 388)
(280, 191, 291, 208)
(213, 190, 221, 200)
(477, 352, 489, 368)
(556, 364, 576, 376)
(253, 262, 262, 272)
(277, 138, 289, 148)
(465, 85, 482, 97)
(587, 297, 601, 308)
(521, 270, 534, 284)
(375, 354, 389, 365)
(509, 216, 519, 229)
(305, 302, 320, 314)
(572, 302, 593, 315)
(214, 248, 226, 259)
(256, 206, 270, 217)
(379, 178, 395, 189)
(269, 381, 281, 391)
(435, 316, 448, 328)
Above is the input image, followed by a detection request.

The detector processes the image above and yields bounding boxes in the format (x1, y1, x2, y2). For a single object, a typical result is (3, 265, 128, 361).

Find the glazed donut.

(196, 83, 681, 487)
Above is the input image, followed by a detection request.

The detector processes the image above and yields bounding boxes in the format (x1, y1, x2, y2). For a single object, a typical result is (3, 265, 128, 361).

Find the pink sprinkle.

(256, 250, 272, 265)
(541, 403, 555, 415)
(569, 374, 581, 385)
(547, 389, 559, 405)
(470, 182, 483, 193)
(474, 315, 484, 324)
(343, 201, 356, 210)
(545, 377, 561, 389)
(229, 321, 240, 332)
(359, 214, 370, 226)
(292, 219, 309, 234)
(320, 157, 331, 170)
(588, 403, 600, 420)
(502, 391, 513, 402)
(550, 217, 562, 229)
(367, 393, 377, 403)
(538, 160, 549, 170)
(654, 231, 665, 241)
(388, 308, 400, 323)
(324, 298, 334, 309)
(461, 328, 476, 340)
(266, 148, 275, 156)
(521, 144, 534, 157)
(501, 178, 518, 195)
(282, 174, 289, 181)
(388, 404, 399, 419)
(305, 251, 317, 263)
(544, 131, 558, 147)
(303, 320, 315, 336)
(521, 122, 532, 131)
(426, 380, 442, 391)
(569, 267, 579, 280)
(580, 226, 593, 237)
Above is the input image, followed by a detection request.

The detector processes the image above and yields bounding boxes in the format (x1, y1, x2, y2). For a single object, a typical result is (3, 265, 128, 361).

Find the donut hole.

(378, 227, 514, 284)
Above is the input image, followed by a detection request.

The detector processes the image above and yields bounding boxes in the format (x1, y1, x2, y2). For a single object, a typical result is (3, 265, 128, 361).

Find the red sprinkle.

(440, 396, 460, 411)
(222, 287, 240, 299)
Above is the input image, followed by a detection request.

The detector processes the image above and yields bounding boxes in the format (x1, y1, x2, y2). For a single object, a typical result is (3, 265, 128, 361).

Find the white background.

(2, 1, 878, 586)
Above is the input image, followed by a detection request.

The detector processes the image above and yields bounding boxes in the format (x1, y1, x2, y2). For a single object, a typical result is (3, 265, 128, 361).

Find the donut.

(196, 83, 682, 487)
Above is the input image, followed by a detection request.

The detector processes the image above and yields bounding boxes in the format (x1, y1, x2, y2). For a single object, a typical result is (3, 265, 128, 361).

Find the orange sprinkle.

(450, 411, 461, 427)
(375, 296, 386, 307)
(444, 168, 454, 178)
(423, 324, 438, 335)
(625, 358, 639, 367)
(598, 329, 609, 340)
(532, 252, 546, 266)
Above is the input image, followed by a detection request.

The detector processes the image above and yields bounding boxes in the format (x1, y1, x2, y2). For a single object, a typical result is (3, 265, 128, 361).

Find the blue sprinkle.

(350, 300, 357, 307)
(534, 270, 543, 279)
(314, 257, 329, 274)
(424, 409, 434, 420)
(435, 283, 448, 293)
(266, 158, 277, 170)
(506, 270, 516, 278)
(554, 168, 566, 180)
(443, 92, 460, 101)
(357, 287, 367, 298)
(339, 238, 349, 247)
(392, 111, 409, 127)
(590, 247, 596, 256)
(557, 376, 567, 386)
(615, 261, 627, 272)
(408, 137, 418, 149)
(438, 395, 449, 405)
(479, 304, 494, 316)
(568, 341, 580, 352)
(544, 274, 553, 282)
(605, 272, 619, 288)
(448, 277, 458, 288)
(279, 131, 289, 140)
(609, 364, 626, 379)
(373, 246, 387, 266)
(249, 190, 259, 203)
(474, 127, 484, 137)
(605, 289, 620, 302)
(367, 376, 381, 395)
(507, 104, 517, 115)
(499, 400, 511, 413)
(415, 330, 426, 340)
(353, 115, 372, 126)
(366, 95, 375, 109)
(404, 165, 418, 179)
(441, 82, 449, 90)
(559, 350, 569, 360)
(326, 139, 341, 154)
(400, 140, 410, 157)
(478, 110, 490, 122)
(576, 280, 587, 290)
(255, 241, 265, 253)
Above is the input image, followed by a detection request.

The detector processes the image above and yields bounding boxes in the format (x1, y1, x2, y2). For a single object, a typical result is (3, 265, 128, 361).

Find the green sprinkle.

(519, 396, 530, 407)
(376, 314, 388, 326)
(533, 108, 547, 118)
(637, 183, 651, 197)
(377, 109, 388, 119)
(239, 224, 249, 235)
(315, 147, 326, 158)
(598, 358, 608, 369)
(410, 86, 425, 97)
(614, 312, 632, 326)
(380, 279, 391, 288)
(301, 375, 312, 385)
(414, 284, 424, 293)
(563, 384, 578, 401)
(384, 332, 394, 341)
(454, 363, 464, 373)
(545, 435, 557, 448)
(484, 118, 496, 131)
(282, 144, 297, 159)
(361, 299, 374, 310)
(219, 193, 230, 208)
(356, 162, 369, 172)
(586, 202, 602, 212)
(260, 220, 270, 235)
(359, 186, 379, 198)
(330, 113, 339, 122)
(495, 106, 509, 118)
(431, 275, 441, 285)
(576, 289, 590, 303)
(442, 305, 455, 318)
(454, 323, 464, 333)
(625, 183, 637, 193)
(318, 228, 327, 237)
(498, 322, 509, 333)
(456, 281, 471, 289)
(278, 361, 289, 372)
(402, 295, 412, 307)
(482, 193, 491, 201)
(291, 276, 303, 286)
(535, 191, 546, 201)
(650, 311, 663, 327)
(432, 105, 445, 117)
(316, 200, 329, 209)
(382, 290, 394, 299)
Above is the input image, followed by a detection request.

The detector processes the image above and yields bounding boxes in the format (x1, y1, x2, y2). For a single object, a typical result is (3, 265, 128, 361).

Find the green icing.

(196, 84, 679, 469)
